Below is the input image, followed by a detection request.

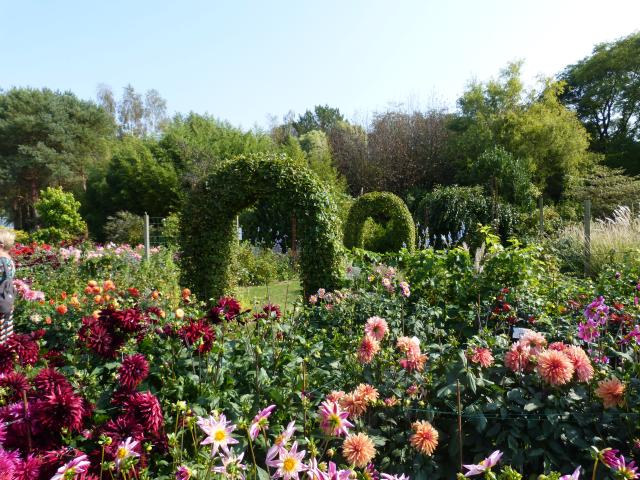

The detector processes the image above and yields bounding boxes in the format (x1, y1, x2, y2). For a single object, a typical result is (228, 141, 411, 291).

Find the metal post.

(144, 212, 150, 262)
(538, 196, 544, 237)
(584, 199, 591, 277)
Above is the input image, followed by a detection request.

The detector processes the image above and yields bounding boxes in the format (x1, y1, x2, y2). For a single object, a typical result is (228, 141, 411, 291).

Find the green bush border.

(343, 191, 415, 252)
(180, 153, 344, 300)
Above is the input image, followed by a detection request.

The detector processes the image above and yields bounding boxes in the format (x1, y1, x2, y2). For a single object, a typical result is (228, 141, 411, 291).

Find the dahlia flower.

(274, 441, 307, 480)
(248, 404, 276, 440)
(340, 392, 368, 417)
(176, 465, 192, 480)
(118, 353, 150, 389)
(596, 378, 625, 408)
(319, 401, 353, 437)
(123, 391, 164, 434)
(266, 421, 297, 466)
(358, 335, 380, 364)
(50, 454, 90, 480)
(380, 475, 410, 480)
(578, 320, 600, 343)
(364, 316, 389, 341)
(354, 384, 379, 404)
(198, 413, 239, 455)
(470, 347, 494, 368)
(584, 296, 609, 324)
(609, 455, 639, 479)
(520, 331, 547, 354)
(212, 450, 247, 478)
(327, 461, 352, 480)
(306, 457, 329, 480)
(410, 420, 439, 456)
(537, 349, 574, 385)
(564, 346, 594, 382)
(115, 437, 140, 471)
(0, 450, 17, 480)
(463, 450, 503, 476)
(504, 342, 531, 373)
(35, 385, 85, 432)
(342, 433, 376, 468)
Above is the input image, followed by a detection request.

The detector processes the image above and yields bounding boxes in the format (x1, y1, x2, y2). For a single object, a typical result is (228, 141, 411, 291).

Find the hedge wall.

(180, 153, 344, 300)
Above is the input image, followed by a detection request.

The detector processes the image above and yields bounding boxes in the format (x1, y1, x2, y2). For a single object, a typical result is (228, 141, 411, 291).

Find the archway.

(343, 191, 415, 252)
(180, 153, 344, 300)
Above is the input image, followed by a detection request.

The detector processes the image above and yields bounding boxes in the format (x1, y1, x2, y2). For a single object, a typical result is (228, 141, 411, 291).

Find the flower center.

(214, 429, 226, 442)
(116, 447, 128, 459)
(283, 457, 297, 472)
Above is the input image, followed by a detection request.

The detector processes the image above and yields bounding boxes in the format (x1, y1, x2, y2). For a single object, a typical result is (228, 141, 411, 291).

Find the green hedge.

(343, 192, 415, 252)
(180, 153, 344, 299)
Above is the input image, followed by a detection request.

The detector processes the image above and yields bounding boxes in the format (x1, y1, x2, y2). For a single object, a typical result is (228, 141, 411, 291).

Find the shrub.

(32, 187, 87, 243)
(236, 241, 296, 286)
(180, 153, 343, 299)
(103, 211, 144, 245)
(344, 192, 415, 252)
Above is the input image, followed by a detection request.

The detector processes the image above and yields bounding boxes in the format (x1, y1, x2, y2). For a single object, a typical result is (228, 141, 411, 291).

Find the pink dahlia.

(564, 346, 594, 382)
(50, 454, 90, 480)
(463, 450, 503, 477)
(520, 331, 547, 354)
(504, 342, 531, 373)
(364, 316, 389, 341)
(197, 413, 239, 455)
(249, 404, 276, 440)
(470, 347, 494, 368)
(358, 335, 380, 364)
(318, 400, 353, 437)
(536, 349, 574, 386)
(274, 441, 307, 480)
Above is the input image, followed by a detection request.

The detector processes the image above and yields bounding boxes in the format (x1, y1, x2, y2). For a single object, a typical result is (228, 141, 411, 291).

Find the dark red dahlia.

(83, 322, 118, 358)
(123, 391, 164, 434)
(33, 368, 73, 394)
(111, 308, 145, 332)
(13, 454, 41, 480)
(177, 318, 215, 354)
(43, 349, 65, 367)
(34, 386, 85, 433)
(0, 449, 18, 480)
(0, 343, 15, 374)
(0, 403, 31, 450)
(100, 415, 145, 447)
(111, 386, 136, 406)
(6, 334, 40, 366)
(118, 354, 149, 389)
(208, 296, 242, 322)
(0, 372, 30, 402)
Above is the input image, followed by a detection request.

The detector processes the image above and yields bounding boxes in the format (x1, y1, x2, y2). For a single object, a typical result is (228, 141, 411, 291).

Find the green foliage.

(32, 187, 87, 243)
(344, 192, 415, 253)
(161, 212, 181, 248)
(235, 241, 297, 286)
(416, 185, 517, 248)
(0, 87, 115, 230)
(103, 211, 144, 245)
(560, 32, 640, 173)
(470, 146, 536, 206)
(180, 153, 344, 299)
(292, 104, 344, 135)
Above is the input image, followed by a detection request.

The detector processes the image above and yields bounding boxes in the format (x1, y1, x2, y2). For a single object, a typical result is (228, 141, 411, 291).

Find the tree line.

(1, 31, 639, 244)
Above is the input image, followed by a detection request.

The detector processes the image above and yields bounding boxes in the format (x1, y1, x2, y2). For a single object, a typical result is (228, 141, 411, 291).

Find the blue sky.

(1, 0, 639, 129)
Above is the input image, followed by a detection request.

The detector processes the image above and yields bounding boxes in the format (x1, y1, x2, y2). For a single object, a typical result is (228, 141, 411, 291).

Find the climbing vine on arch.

(343, 191, 416, 253)
(180, 153, 344, 300)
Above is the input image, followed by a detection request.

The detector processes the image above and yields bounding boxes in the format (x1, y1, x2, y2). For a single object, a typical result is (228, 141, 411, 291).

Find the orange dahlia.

(536, 349, 574, 385)
(596, 378, 625, 408)
(342, 433, 376, 468)
(340, 392, 368, 417)
(354, 384, 379, 404)
(564, 346, 594, 382)
(410, 420, 439, 456)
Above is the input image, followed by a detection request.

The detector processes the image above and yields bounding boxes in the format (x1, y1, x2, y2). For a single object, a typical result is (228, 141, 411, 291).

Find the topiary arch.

(180, 153, 344, 300)
(343, 192, 415, 252)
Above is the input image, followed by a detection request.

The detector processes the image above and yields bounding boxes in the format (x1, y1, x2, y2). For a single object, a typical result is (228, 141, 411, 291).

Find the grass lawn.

(237, 278, 302, 310)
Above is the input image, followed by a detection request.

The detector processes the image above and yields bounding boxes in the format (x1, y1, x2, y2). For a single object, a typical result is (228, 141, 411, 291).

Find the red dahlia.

(33, 368, 72, 394)
(35, 386, 85, 433)
(0, 372, 30, 402)
(123, 391, 164, 434)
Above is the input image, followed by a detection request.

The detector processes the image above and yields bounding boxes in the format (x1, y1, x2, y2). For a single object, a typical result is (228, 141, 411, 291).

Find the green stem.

(591, 457, 599, 480)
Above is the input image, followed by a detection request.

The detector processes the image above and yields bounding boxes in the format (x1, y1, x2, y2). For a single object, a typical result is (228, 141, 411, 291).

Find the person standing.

(0, 230, 16, 344)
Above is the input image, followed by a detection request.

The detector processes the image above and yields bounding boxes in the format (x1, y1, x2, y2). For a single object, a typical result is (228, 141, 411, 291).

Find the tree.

(32, 187, 87, 243)
(450, 63, 593, 200)
(96, 84, 168, 137)
(0, 88, 115, 230)
(293, 105, 344, 135)
(560, 32, 640, 173)
(328, 121, 375, 196)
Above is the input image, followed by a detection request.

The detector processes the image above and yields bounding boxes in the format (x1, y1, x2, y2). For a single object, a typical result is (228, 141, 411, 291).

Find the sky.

(1, 0, 639, 129)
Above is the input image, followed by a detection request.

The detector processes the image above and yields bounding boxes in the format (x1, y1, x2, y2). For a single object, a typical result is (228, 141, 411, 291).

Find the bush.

(344, 192, 415, 252)
(103, 211, 144, 245)
(32, 187, 87, 243)
(236, 241, 296, 286)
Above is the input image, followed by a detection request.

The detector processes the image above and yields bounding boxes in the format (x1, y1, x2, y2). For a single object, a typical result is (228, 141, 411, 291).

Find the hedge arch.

(180, 153, 344, 300)
(343, 192, 415, 252)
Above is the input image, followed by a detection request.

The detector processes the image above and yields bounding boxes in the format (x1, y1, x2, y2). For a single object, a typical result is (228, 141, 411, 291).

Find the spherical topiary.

(343, 192, 415, 253)
(180, 153, 344, 300)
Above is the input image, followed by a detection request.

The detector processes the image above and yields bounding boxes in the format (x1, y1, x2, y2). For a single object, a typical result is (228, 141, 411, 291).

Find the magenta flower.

(306, 457, 329, 480)
(249, 404, 276, 440)
(197, 413, 239, 455)
(584, 296, 609, 324)
(51, 454, 91, 480)
(381, 474, 410, 480)
(115, 437, 140, 471)
(612, 456, 639, 479)
(176, 465, 192, 480)
(578, 319, 600, 343)
(212, 450, 247, 477)
(266, 421, 297, 466)
(463, 450, 503, 477)
(327, 462, 353, 480)
(318, 400, 354, 437)
(559, 466, 581, 480)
